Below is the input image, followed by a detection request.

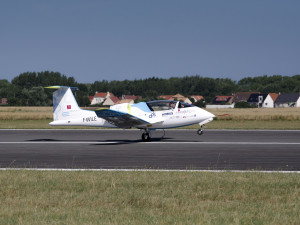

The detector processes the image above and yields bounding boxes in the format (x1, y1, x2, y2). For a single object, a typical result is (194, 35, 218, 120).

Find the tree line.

(0, 71, 299, 106)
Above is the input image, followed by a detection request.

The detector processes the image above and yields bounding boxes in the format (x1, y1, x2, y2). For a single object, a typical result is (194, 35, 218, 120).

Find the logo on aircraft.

(67, 105, 71, 109)
(149, 112, 156, 118)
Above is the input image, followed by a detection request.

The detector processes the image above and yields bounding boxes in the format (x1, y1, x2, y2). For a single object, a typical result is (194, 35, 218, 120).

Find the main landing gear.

(141, 129, 166, 142)
(142, 129, 152, 142)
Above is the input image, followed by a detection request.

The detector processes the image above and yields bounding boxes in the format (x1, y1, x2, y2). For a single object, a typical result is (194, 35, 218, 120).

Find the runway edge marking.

(1, 168, 300, 173)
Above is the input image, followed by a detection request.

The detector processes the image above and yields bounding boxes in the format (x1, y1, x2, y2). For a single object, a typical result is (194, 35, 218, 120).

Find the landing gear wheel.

(142, 132, 151, 142)
(197, 129, 203, 135)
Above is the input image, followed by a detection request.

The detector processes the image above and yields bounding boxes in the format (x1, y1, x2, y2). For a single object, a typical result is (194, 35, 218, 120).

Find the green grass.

(0, 170, 299, 225)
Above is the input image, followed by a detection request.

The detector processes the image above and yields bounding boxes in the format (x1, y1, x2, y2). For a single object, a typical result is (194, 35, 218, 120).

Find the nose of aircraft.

(199, 108, 215, 120)
(206, 110, 215, 119)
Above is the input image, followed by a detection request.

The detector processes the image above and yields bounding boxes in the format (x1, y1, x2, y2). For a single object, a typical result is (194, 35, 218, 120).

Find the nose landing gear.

(197, 128, 203, 135)
(197, 125, 205, 135)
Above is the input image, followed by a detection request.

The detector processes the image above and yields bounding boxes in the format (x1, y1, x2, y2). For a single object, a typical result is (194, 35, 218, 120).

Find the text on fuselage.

(83, 116, 97, 122)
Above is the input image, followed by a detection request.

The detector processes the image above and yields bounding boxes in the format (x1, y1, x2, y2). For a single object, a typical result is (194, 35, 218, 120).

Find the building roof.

(172, 94, 185, 98)
(190, 95, 204, 101)
(109, 97, 120, 103)
(169, 94, 187, 101)
(88, 96, 94, 103)
(159, 95, 174, 100)
(116, 99, 134, 104)
(94, 92, 115, 98)
(268, 93, 279, 102)
(214, 96, 233, 102)
(159, 94, 191, 103)
(232, 92, 260, 102)
(94, 92, 107, 98)
(275, 93, 300, 103)
(102, 96, 120, 106)
(247, 93, 268, 103)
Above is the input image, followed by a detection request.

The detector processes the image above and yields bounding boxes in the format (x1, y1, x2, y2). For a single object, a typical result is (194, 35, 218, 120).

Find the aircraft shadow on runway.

(28, 137, 175, 145)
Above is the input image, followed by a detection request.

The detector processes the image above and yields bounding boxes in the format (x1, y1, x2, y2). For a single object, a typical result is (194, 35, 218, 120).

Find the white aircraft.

(46, 86, 215, 141)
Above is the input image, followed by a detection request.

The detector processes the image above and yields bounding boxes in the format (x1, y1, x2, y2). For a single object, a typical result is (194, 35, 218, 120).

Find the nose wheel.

(197, 125, 204, 135)
(197, 129, 203, 135)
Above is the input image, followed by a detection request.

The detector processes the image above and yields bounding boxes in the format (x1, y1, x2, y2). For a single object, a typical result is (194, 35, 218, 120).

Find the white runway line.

(1, 168, 300, 173)
(0, 141, 300, 145)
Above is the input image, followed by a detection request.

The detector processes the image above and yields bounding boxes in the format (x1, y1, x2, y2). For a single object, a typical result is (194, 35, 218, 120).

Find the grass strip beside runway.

(1, 119, 300, 130)
(0, 107, 300, 129)
(0, 170, 299, 224)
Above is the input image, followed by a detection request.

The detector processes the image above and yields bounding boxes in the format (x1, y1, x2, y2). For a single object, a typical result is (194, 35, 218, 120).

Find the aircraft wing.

(95, 109, 151, 129)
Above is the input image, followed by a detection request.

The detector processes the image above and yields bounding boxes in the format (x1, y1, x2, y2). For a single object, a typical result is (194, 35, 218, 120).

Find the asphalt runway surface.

(0, 129, 299, 171)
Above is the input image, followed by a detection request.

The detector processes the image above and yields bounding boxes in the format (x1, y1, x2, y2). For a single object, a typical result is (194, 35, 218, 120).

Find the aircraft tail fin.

(45, 86, 81, 121)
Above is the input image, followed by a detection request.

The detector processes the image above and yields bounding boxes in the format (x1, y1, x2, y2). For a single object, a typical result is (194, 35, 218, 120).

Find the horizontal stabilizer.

(45, 86, 79, 91)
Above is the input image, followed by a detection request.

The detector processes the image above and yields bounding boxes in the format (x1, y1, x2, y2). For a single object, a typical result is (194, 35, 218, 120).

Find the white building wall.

(91, 97, 105, 105)
(275, 103, 290, 108)
(103, 98, 115, 106)
(296, 97, 300, 107)
(206, 104, 235, 109)
(183, 98, 192, 104)
(262, 94, 274, 108)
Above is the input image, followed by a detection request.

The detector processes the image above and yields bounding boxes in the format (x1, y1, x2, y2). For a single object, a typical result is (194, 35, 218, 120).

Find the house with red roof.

(91, 91, 115, 105)
(159, 95, 173, 100)
(103, 96, 120, 106)
(232, 92, 260, 103)
(88, 96, 94, 104)
(212, 96, 233, 105)
(115, 99, 134, 105)
(262, 93, 279, 108)
(159, 94, 192, 104)
(190, 95, 204, 103)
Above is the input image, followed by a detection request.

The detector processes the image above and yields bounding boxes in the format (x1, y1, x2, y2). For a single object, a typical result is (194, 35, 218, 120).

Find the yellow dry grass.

(207, 108, 300, 121)
(0, 107, 52, 120)
(0, 106, 299, 129)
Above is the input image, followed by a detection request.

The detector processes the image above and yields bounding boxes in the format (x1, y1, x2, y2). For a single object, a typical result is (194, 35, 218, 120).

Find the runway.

(0, 129, 299, 171)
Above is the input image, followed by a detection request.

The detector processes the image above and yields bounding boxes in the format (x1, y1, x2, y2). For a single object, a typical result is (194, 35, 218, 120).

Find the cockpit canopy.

(146, 100, 194, 111)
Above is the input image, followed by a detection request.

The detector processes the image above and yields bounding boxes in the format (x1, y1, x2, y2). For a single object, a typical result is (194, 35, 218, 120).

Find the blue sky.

(0, 0, 299, 83)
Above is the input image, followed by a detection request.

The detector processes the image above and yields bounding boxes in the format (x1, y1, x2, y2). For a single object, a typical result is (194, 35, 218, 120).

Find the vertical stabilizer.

(51, 87, 80, 121)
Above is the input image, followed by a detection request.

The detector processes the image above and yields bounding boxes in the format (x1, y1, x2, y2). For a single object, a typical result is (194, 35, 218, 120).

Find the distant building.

(0, 98, 7, 105)
(232, 92, 260, 103)
(247, 93, 268, 108)
(262, 93, 279, 108)
(159, 94, 192, 104)
(121, 95, 142, 101)
(159, 95, 173, 100)
(102, 97, 120, 106)
(274, 93, 300, 108)
(91, 92, 115, 105)
(116, 99, 134, 105)
(190, 95, 204, 103)
(212, 96, 233, 105)
(88, 96, 94, 104)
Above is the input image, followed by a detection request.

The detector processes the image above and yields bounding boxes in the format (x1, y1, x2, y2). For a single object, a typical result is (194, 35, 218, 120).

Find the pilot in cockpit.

(169, 102, 176, 109)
